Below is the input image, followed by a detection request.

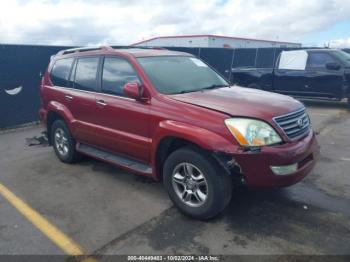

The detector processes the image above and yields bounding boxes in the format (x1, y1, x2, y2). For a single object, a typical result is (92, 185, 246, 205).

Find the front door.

(273, 50, 309, 95)
(273, 68, 308, 95)
(306, 52, 344, 98)
(94, 56, 151, 163)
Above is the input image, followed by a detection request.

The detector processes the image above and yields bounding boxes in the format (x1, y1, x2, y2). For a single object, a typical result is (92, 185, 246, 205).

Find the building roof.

(131, 34, 301, 46)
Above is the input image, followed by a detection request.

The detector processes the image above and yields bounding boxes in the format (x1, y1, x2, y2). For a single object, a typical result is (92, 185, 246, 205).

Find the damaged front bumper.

(215, 130, 320, 188)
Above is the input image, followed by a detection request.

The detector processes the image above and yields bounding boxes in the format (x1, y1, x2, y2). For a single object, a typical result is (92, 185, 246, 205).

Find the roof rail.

(112, 46, 168, 50)
(57, 46, 114, 56)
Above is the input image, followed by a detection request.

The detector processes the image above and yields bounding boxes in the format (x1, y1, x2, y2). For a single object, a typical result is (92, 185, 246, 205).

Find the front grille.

(274, 107, 310, 140)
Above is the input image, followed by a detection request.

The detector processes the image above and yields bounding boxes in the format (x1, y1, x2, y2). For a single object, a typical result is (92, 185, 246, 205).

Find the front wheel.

(163, 146, 232, 220)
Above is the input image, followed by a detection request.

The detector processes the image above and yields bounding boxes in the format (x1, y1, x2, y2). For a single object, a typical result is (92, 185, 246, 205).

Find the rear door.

(94, 56, 151, 162)
(273, 69, 308, 95)
(273, 50, 308, 95)
(66, 56, 101, 143)
(306, 52, 344, 98)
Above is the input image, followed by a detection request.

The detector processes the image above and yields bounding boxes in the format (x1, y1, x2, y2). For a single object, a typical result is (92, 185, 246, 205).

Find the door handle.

(96, 99, 107, 106)
(64, 94, 73, 101)
(305, 84, 311, 88)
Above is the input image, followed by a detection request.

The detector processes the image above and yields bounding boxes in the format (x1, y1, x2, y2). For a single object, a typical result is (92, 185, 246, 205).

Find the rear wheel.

(51, 120, 81, 163)
(163, 146, 232, 220)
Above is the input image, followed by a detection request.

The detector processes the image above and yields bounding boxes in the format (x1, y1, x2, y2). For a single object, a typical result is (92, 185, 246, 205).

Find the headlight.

(225, 118, 282, 146)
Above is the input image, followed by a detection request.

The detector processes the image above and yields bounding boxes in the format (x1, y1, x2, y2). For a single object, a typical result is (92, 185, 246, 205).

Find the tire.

(51, 119, 81, 163)
(247, 83, 261, 90)
(163, 146, 232, 220)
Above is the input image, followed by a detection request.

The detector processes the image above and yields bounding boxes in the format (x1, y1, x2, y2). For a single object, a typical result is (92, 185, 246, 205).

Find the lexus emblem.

(297, 118, 304, 128)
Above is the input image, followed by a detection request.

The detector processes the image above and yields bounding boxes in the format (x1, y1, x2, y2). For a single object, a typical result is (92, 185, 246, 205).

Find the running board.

(77, 144, 152, 174)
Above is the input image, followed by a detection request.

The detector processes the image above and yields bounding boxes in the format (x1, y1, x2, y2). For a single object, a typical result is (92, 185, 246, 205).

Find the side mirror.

(325, 62, 341, 71)
(123, 82, 145, 101)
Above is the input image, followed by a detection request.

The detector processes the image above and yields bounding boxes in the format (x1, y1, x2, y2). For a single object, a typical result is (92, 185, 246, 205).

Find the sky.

(0, 0, 350, 47)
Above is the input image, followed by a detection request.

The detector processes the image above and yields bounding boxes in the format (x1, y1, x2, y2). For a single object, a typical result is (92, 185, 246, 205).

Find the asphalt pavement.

(0, 100, 349, 259)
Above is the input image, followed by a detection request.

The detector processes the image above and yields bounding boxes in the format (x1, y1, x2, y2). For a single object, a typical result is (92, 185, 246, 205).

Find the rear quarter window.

(50, 58, 74, 87)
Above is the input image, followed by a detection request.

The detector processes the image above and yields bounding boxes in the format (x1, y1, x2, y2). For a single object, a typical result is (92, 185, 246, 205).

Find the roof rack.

(111, 45, 167, 50)
(56, 45, 168, 56)
(57, 46, 114, 56)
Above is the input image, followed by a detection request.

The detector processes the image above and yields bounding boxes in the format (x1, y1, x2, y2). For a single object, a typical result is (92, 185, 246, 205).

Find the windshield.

(137, 56, 229, 94)
(332, 50, 350, 67)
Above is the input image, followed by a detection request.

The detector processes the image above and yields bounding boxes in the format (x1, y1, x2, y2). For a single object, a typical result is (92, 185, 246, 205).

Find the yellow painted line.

(0, 182, 94, 258)
(82, 257, 98, 262)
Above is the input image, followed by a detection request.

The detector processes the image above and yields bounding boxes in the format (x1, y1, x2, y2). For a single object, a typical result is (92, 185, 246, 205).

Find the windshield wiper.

(175, 84, 230, 94)
(177, 89, 198, 94)
(201, 84, 230, 90)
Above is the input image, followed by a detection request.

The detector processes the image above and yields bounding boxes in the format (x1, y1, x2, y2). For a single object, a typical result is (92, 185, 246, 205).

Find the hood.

(168, 86, 303, 120)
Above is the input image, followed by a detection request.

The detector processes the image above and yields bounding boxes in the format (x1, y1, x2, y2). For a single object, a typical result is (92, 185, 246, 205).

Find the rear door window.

(307, 52, 336, 69)
(278, 50, 308, 70)
(50, 58, 74, 87)
(74, 57, 100, 91)
(101, 57, 140, 96)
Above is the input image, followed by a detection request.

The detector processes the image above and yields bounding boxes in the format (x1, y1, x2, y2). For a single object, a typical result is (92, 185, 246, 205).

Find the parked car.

(231, 49, 350, 106)
(39, 46, 319, 219)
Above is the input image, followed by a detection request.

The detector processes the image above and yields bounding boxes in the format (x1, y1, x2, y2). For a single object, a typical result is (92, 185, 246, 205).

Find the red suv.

(39, 46, 319, 219)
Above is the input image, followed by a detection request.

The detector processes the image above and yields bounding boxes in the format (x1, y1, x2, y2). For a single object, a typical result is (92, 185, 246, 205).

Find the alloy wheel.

(54, 128, 69, 157)
(171, 163, 208, 207)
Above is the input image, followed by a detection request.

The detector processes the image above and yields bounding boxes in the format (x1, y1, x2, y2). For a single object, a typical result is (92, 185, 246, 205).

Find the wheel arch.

(151, 120, 239, 181)
(46, 111, 65, 145)
(154, 136, 199, 181)
(46, 101, 74, 145)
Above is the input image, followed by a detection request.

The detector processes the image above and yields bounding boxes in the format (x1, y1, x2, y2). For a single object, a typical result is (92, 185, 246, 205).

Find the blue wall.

(0, 45, 348, 128)
(0, 44, 73, 128)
